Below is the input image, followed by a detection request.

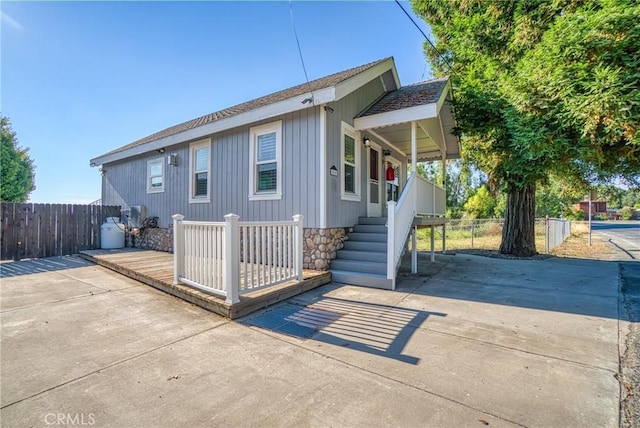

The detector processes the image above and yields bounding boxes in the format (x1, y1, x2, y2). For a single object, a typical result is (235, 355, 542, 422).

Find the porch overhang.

(353, 77, 460, 162)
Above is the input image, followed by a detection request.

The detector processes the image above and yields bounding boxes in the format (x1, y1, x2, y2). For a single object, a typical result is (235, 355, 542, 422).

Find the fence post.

(471, 223, 475, 248)
(172, 214, 185, 284)
(224, 213, 240, 305)
(293, 214, 304, 281)
(545, 216, 550, 254)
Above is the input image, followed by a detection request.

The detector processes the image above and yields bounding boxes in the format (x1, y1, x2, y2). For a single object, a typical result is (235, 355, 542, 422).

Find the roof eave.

(353, 103, 439, 131)
(334, 58, 398, 101)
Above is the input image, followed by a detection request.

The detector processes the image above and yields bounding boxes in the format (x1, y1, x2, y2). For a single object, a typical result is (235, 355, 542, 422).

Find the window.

(341, 122, 361, 201)
(189, 139, 211, 203)
(146, 158, 164, 193)
(249, 121, 282, 200)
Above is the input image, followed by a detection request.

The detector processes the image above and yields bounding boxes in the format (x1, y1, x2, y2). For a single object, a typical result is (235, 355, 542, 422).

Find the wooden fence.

(1, 203, 121, 261)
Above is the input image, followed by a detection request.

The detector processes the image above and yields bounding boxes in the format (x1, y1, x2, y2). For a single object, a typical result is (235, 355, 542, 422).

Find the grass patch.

(416, 220, 550, 252)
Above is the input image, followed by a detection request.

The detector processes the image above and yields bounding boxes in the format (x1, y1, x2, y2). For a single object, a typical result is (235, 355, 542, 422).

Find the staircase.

(330, 217, 393, 289)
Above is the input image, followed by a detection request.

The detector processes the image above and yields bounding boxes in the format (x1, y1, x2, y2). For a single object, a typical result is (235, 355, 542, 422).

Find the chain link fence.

(416, 218, 576, 254)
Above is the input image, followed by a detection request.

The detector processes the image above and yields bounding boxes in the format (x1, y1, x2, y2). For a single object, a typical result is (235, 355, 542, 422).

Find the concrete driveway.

(1, 253, 623, 427)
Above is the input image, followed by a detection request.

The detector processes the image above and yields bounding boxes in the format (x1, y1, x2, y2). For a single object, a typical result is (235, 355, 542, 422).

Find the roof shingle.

(98, 57, 392, 159)
(357, 77, 448, 118)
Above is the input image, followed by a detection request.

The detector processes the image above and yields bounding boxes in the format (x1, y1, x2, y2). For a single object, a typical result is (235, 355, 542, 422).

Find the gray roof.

(98, 57, 392, 160)
(357, 77, 449, 118)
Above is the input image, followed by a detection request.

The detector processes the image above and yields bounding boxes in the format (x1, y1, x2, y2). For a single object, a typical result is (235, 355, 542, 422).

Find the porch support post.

(224, 213, 240, 305)
(441, 154, 447, 254)
(430, 225, 435, 263)
(411, 121, 417, 177)
(172, 214, 185, 284)
(411, 226, 418, 274)
(293, 214, 304, 281)
(441, 155, 447, 217)
(442, 223, 447, 255)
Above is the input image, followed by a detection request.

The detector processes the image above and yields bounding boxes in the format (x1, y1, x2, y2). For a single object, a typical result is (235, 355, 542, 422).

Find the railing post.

(432, 180, 436, 216)
(387, 201, 396, 283)
(224, 213, 240, 305)
(293, 214, 304, 281)
(172, 214, 185, 284)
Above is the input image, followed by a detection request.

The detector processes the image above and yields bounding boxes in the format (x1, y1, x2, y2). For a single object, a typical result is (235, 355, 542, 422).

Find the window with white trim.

(189, 139, 211, 203)
(341, 122, 361, 201)
(146, 158, 164, 193)
(249, 121, 282, 200)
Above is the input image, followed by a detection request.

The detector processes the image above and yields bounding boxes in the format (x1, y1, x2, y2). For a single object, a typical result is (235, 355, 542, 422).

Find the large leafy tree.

(412, 0, 640, 255)
(0, 116, 35, 202)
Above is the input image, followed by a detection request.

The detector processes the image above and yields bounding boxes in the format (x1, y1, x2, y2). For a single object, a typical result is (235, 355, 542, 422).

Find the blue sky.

(2, 1, 432, 204)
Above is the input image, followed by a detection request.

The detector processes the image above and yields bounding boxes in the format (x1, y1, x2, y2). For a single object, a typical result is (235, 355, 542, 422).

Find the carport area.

(1, 253, 623, 427)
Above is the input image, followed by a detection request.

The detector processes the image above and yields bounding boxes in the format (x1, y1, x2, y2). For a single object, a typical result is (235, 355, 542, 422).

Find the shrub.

(620, 206, 633, 220)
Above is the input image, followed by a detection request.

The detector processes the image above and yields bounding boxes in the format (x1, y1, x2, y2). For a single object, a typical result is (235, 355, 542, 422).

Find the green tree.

(596, 185, 625, 209)
(621, 188, 640, 208)
(536, 174, 587, 217)
(412, 0, 640, 256)
(0, 116, 35, 202)
(463, 185, 495, 218)
(563, 207, 586, 221)
(413, 157, 482, 217)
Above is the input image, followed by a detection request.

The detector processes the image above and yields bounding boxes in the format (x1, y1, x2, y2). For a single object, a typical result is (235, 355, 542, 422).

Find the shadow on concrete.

(401, 252, 624, 320)
(244, 298, 446, 365)
(621, 262, 640, 322)
(0, 256, 92, 278)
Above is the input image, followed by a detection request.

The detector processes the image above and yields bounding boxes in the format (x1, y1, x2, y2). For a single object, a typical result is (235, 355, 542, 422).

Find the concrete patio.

(0, 253, 624, 427)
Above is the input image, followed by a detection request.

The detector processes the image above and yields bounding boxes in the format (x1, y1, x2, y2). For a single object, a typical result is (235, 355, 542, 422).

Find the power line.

(289, 0, 314, 105)
(394, 0, 454, 73)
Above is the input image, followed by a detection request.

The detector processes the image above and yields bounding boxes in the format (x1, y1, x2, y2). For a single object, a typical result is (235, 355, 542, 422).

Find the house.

(90, 57, 460, 290)
(574, 200, 608, 219)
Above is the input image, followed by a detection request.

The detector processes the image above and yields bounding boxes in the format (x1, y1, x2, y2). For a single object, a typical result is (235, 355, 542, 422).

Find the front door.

(367, 144, 382, 217)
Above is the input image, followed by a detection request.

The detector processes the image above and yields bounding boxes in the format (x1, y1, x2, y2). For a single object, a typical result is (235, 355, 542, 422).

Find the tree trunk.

(499, 182, 537, 256)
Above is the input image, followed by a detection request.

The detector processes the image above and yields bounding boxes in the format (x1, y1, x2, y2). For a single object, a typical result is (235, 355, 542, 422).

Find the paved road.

(591, 221, 640, 427)
(592, 221, 640, 260)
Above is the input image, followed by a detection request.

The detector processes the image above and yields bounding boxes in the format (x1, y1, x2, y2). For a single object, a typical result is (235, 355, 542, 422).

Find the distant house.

(574, 200, 608, 219)
(90, 57, 460, 289)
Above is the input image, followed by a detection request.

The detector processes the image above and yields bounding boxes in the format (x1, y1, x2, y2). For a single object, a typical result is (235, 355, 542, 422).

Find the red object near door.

(386, 166, 395, 181)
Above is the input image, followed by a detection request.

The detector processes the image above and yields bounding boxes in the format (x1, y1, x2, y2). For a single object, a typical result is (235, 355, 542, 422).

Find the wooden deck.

(79, 248, 331, 319)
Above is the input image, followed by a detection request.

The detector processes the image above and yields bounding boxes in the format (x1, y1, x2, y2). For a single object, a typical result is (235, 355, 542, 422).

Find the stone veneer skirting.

(302, 227, 350, 270)
(127, 228, 174, 253)
(126, 227, 351, 271)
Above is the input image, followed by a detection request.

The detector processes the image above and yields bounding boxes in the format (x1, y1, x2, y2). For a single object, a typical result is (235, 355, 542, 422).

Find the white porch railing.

(172, 214, 303, 304)
(387, 174, 445, 288)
